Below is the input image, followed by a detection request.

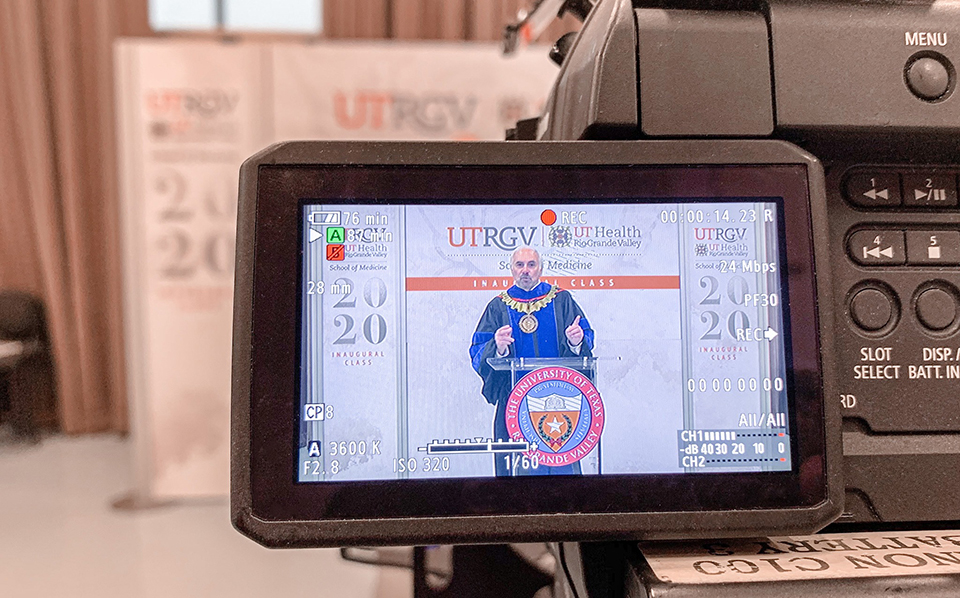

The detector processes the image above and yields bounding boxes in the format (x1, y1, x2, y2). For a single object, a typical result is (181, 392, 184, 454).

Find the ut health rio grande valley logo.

(505, 367, 604, 467)
(549, 225, 573, 248)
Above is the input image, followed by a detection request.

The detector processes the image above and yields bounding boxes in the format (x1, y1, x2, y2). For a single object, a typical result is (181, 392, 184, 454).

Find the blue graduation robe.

(469, 282, 594, 476)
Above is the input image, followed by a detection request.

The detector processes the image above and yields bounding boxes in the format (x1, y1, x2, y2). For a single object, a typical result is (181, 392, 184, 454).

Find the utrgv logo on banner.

(333, 90, 479, 134)
(146, 89, 240, 118)
(692, 226, 750, 259)
(447, 226, 538, 249)
(694, 227, 748, 242)
(144, 88, 240, 142)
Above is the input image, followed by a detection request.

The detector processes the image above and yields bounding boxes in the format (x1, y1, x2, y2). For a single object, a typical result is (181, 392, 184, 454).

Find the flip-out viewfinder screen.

(297, 201, 793, 482)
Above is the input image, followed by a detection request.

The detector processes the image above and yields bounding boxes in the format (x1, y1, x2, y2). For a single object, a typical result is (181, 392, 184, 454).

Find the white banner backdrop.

(116, 39, 557, 498)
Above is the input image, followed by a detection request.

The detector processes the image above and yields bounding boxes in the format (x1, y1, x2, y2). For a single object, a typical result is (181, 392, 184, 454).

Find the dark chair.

(0, 291, 54, 442)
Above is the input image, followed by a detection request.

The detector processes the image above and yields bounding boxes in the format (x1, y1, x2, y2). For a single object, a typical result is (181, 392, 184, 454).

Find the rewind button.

(845, 173, 901, 207)
(863, 188, 890, 201)
(849, 230, 906, 266)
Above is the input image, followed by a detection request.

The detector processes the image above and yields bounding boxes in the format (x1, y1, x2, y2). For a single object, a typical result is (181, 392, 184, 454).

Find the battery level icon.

(309, 211, 341, 225)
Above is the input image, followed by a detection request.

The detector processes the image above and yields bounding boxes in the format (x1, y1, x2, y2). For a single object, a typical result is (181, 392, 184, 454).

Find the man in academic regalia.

(469, 247, 595, 476)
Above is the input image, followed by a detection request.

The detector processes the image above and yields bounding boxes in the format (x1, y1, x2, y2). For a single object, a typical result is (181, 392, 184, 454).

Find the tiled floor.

(0, 434, 407, 598)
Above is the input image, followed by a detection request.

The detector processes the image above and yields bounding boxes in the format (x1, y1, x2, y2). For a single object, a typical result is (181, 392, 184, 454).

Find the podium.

(487, 356, 601, 475)
(486, 356, 599, 388)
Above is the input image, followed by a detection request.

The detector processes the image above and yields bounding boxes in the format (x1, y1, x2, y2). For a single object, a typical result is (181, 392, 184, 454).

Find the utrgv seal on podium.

(504, 367, 604, 467)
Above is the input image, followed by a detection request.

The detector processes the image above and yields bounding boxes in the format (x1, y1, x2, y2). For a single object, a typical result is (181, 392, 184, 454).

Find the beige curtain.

(0, 0, 149, 434)
(324, 0, 580, 41)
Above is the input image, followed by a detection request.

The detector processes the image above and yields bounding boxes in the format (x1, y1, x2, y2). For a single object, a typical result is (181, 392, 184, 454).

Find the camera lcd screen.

(235, 142, 838, 545)
(297, 199, 793, 483)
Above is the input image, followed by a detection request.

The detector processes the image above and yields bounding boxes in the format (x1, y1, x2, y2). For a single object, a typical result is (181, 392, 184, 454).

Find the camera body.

(231, 0, 960, 550)
(532, 0, 960, 525)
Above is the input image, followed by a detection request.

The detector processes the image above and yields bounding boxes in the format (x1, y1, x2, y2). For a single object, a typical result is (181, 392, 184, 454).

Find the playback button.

(845, 173, 901, 207)
(903, 174, 958, 207)
(848, 230, 906, 266)
(906, 231, 960, 265)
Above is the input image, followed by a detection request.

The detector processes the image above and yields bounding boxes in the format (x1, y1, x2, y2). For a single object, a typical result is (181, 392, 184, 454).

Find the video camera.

(529, 0, 960, 528)
(231, 0, 960, 562)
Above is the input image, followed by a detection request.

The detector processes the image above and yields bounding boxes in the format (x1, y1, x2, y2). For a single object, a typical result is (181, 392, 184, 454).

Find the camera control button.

(850, 288, 894, 331)
(906, 57, 951, 101)
(916, 288, 957, 331)
(845, 173, 901, 207)
(848, 230, 906, 266)
(902, 174, 958, 207)
(906, 231, 960, 265)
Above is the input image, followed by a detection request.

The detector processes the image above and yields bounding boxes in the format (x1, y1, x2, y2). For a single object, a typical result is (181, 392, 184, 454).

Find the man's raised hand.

(565, 315, 584, 346)
(495, 324, 515, 354)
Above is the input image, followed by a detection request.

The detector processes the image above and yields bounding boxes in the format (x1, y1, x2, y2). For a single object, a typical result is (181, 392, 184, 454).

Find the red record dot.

(540, 209, 557, 226)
